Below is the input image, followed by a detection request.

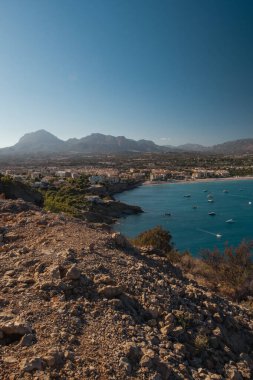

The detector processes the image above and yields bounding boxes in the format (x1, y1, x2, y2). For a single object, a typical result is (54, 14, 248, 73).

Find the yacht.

(208, 212, 216, 216)
(226, 219, 235, 223)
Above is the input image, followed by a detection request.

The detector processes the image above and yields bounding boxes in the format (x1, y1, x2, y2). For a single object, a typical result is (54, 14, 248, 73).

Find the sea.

(114, 179, 253, 256)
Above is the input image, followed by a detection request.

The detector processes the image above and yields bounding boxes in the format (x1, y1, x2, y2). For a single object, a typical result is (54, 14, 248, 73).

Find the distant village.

(0, 165, 232, 190)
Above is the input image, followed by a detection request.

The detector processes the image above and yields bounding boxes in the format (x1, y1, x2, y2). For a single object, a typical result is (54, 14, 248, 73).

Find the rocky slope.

(0, 179, 43, 206)
(0, 199, 252, 380)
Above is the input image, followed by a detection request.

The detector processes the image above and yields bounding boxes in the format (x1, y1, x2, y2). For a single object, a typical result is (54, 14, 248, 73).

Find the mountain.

(211, 138, 253, 154)
(0, 130, 253, 155)
(1, 130, 65, 154)
(0, 130, 166, 155)
(69, 134, 162, 153)
(176, 139, 253, 154)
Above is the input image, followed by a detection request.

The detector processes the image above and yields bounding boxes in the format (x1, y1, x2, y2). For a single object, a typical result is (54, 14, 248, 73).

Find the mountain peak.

(13, 130, 64, 153)
(17, 129, 61, 143)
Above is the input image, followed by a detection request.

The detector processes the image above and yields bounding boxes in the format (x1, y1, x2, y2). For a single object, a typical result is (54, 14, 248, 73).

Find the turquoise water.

(114, 180, 253, 256)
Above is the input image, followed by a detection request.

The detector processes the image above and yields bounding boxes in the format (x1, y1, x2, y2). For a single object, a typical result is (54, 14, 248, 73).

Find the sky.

(0, 0, 253, 148)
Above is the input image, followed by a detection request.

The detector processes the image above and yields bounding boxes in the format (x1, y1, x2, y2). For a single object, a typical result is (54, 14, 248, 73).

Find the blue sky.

(0, 0, 253, 147)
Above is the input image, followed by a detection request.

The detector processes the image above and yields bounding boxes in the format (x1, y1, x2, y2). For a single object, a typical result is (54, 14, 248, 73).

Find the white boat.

(208, 212, 216, 216)
(226, 219, 235, 223)
(184, 194, 191, 198)
(208, 199, 214, 203)
(223, 189, 229, 193)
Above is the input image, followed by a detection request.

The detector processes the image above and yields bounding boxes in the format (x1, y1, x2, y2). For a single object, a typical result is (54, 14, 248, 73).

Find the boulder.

(98, 285, 123, 298)
(65, 265, 81, 280)
(20, 357, 44, 372)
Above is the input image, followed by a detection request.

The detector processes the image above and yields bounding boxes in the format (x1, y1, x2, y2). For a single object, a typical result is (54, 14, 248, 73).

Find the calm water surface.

(114, 180, 253, 256)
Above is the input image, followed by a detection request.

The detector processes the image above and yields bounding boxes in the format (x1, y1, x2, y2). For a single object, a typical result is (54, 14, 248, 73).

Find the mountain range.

(0, 129, 253, 155)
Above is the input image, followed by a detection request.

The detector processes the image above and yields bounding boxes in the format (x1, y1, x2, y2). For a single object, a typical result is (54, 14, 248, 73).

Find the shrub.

(200, 241, 253, 301)
(131, 226, 172, 252)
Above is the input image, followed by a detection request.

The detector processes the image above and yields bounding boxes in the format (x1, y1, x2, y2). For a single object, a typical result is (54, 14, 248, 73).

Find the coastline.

(143, 176, 253, 186)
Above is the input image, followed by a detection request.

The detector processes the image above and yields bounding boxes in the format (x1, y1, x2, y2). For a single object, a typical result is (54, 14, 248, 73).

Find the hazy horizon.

(1, 0, 253, 148)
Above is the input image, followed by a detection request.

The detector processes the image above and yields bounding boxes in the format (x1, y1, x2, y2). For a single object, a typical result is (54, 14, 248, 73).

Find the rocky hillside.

(0, 178, 43, 206)
(0, 199, 252, 379)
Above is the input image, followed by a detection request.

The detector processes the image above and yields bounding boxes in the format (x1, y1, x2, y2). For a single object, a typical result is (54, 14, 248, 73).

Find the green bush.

(131, 226, 172, 252)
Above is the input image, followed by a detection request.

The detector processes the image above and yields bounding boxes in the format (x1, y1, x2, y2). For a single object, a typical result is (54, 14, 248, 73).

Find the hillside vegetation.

(131, 227, 253, 305)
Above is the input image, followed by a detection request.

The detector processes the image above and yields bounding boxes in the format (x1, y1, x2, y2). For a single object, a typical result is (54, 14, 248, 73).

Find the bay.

(114, 180, 253, 256)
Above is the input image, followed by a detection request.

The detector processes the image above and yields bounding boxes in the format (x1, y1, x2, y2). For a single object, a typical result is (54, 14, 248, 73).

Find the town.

(0, 152, 253, 190)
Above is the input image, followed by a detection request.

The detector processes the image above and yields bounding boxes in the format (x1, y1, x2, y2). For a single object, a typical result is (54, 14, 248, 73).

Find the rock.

(65, 265, 81, 280)
(111, 232, 130, 248)
(3, 356, 18, 363)
(225, 368, 243, 380)
(64, 350, 75, 361)
(43, 348, 64, 368)
(155, 359, 171, 380)
(124, 342, 142, 362)
(93, 274, 114, 285)
(98, 285, 123, 298)
(209, 336, 220, 349)
(20, 357, 44, 372)
(171, 326, 184, 337)
(160, 323, 173, 336)
(213, 312, 223, 323)
(119, 357, 132, 373)
(173, 343, 185, 354)
(212, 326, 222, 337)
(140, 354, 154, 369)
(164, 313, 175, 323)
(50, 265, 61, 280)
(19, 334, 35, 347)
(0, 320, 32, 336)
(149, 307, 163, 319)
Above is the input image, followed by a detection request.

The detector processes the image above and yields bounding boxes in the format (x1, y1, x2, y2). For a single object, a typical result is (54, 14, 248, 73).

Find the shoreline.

(143, 176, 253, 186)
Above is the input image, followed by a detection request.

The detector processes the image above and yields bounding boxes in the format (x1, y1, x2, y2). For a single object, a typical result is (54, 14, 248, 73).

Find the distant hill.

(176, 143, 209, 152)
(176, 139, 253, 154)
(0, 130, 252, 155)
(211, 138, 253, 154)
